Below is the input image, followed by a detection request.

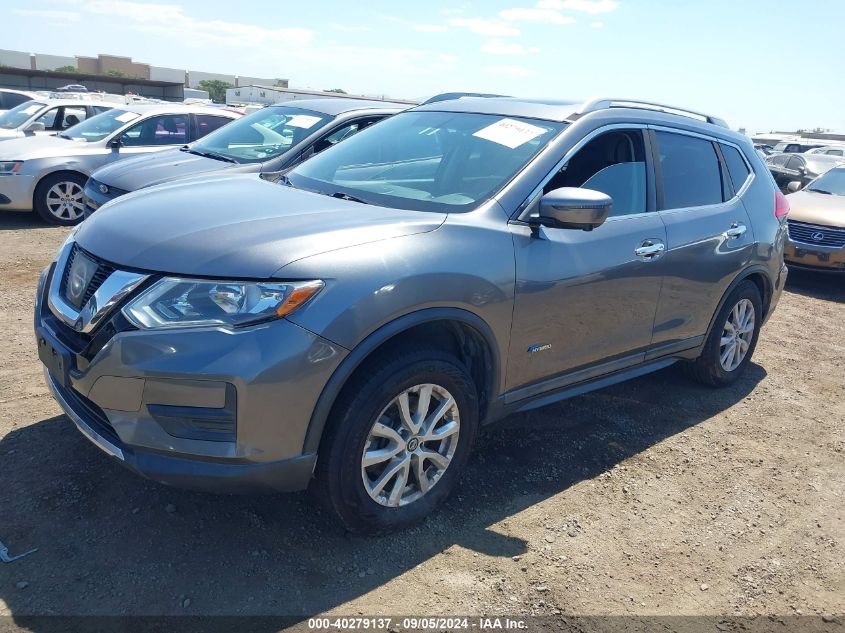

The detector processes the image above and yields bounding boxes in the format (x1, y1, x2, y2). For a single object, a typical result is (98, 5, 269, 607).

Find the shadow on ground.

(0, 213, 48, 231)
(0, 363, 765, 623)
(785, 267, 845, 303)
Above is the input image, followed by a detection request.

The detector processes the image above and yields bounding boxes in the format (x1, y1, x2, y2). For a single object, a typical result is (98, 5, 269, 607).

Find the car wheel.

(34, 172, 87, 226)
(313, 347, 478, 535)
(684, 280, 762, 387)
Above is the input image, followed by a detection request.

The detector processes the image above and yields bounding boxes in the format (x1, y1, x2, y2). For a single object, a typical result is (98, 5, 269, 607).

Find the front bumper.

(36, 261, 346, 493)
(784, 240, 845, 272)
(0, 174, 36, 210)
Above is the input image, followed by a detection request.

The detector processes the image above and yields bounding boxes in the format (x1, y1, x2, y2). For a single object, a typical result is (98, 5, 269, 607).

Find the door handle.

(725, 223, 747, 239)
(635, 240, 665, 259)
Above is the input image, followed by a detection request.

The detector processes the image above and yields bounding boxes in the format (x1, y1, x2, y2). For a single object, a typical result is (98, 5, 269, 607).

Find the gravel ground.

(0, 213, 842, 627)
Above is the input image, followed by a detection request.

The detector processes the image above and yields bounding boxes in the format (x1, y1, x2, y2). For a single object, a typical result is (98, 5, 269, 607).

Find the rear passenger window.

(720, 144, 751, 194)
(656, 131, 723, 209)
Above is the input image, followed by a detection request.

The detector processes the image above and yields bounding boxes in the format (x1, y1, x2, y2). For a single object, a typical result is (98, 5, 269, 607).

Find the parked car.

(772, 141, 824, 154)
(82, 98, 406, 215)
(766, 153, 845, 192)
(0, 98, 113, 140)
(35, 97, 787, 533)
(783, 167, 845, 272)
(754, 143, 774, 156)
(0, 104, 240, 225)
(0, 89, 41, 114)
(804, 145, 845, 157)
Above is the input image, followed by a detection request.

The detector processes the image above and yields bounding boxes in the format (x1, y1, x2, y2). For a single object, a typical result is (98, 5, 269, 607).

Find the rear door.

(647, 129, 755, 357)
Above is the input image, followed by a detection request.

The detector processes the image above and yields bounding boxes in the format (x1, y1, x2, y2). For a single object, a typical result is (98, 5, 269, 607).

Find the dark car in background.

(766, 153, 845, 192)
(83, 98, 407, 216)
(772, 141, 824, 154)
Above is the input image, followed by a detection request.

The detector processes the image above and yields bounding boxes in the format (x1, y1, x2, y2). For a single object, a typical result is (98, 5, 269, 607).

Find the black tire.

(33, 172, 88, 226)
(313, 347, 479, 535)
(684, 280, 763, 387)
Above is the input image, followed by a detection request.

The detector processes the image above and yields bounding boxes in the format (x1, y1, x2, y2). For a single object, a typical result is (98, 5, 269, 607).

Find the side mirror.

(24, 122, 46, 134)
(536, 187, 612, 231)
(108, 136, 122, 150)
(787, 181, 803, 193)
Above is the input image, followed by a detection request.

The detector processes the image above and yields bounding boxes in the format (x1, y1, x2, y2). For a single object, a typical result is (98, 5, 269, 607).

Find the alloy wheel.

(719, 298, 755, 372)
(361, 383, 460, 508)
(46, 181, 85, 222)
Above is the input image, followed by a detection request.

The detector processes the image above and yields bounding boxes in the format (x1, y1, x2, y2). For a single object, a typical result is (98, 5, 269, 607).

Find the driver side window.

(543, 129, 648, 217)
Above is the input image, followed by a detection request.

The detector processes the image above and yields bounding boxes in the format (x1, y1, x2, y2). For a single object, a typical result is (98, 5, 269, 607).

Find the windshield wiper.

(807, 188, 833, 195)
(183, 148, 237, 163)
(331, 191, 369, 204)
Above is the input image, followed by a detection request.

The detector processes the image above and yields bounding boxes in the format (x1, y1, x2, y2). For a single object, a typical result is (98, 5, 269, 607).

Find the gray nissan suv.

(35, 97, 789, 534)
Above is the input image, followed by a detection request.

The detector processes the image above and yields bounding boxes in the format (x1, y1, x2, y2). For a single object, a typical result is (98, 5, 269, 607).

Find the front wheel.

(313, 348, 478, 534)
(34, 172, 88, 226)
(684, 280, 763, 387)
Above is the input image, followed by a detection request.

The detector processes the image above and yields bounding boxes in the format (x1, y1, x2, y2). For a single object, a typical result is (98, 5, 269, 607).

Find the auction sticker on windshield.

(114, 111, 141, 123)
(473, 118, 548, 149)
(285, 114, 323, 129)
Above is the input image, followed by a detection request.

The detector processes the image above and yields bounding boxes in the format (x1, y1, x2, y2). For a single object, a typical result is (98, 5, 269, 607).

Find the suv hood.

(74, 174, 445, 278)
(93, 148, 258, 191)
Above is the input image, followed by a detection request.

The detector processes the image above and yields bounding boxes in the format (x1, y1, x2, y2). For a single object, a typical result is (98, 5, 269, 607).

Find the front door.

(506, 127, 666, 397)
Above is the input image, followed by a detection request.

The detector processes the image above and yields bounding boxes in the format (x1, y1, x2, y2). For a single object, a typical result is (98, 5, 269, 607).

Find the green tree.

(198, 79, 234, 103)
(105, 69, 128, 78)
(325, 88, 347, 94)
(54, 65, 78, 73)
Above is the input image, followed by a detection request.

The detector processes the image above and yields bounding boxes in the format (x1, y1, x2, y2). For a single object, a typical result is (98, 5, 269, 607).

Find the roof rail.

(573, 98, 729, 128)
(421, 92, 510, 105)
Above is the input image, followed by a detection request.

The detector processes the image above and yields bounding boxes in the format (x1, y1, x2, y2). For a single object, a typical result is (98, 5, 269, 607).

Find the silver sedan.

(0, 103, 241, 225)
(0, 98, 114, 141)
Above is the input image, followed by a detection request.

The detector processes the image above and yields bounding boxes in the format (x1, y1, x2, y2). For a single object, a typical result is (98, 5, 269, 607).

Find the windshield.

(0, 101, 44, 129)
(806, 168, 845, 196)
(62, 108, 140, 142)
(191, 106, 332, 163)
(288, 111, 565, 212)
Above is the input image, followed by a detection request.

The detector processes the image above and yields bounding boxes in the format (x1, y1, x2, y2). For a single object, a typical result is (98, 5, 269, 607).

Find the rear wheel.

(313, 347, 478, 534)
(685, 280, 762, 387)
(34, 172, 87, 226)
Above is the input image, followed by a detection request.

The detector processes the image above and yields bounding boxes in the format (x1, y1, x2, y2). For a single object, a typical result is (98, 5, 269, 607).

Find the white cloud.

(414, 23, 449, 32)
(498, 7, 576, 24)
(487, 64, 539, 78)
(480, 40, 540, 55)
(329, 23, 371, 33)
(591, 20, 604, 28)
(449, 17, 520, 38)
(537, 0, 619, 14)
(81, 1, 313, 48)
(12, 9, 80, 21)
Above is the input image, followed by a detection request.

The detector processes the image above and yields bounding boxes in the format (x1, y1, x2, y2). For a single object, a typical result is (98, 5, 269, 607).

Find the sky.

(2, 0, 843, 133)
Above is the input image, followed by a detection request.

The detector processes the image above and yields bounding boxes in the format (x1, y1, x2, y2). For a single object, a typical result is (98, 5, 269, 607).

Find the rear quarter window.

(720, 144, 751, 194)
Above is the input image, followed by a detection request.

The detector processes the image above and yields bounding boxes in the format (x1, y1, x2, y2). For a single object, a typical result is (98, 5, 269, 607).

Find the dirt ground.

(0, 212, 842, 627)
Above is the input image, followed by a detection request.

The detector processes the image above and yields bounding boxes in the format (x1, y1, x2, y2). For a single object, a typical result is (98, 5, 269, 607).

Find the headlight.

(122, 278, 324, 329)
(0, 161, 23, 174)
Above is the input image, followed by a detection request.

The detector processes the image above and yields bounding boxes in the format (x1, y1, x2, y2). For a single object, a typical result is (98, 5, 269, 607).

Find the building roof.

(234, 85, 417, 104)
(261, 97, 409, 115)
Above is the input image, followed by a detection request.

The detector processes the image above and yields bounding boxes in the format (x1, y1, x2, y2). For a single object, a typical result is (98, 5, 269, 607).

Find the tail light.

(774, 190, 789, 219)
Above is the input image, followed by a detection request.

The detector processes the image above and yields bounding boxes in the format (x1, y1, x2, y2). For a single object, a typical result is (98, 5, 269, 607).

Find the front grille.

(54, 379, 122, 447)
(60, 244, 116, 308)
(788, 220, 845, 248)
